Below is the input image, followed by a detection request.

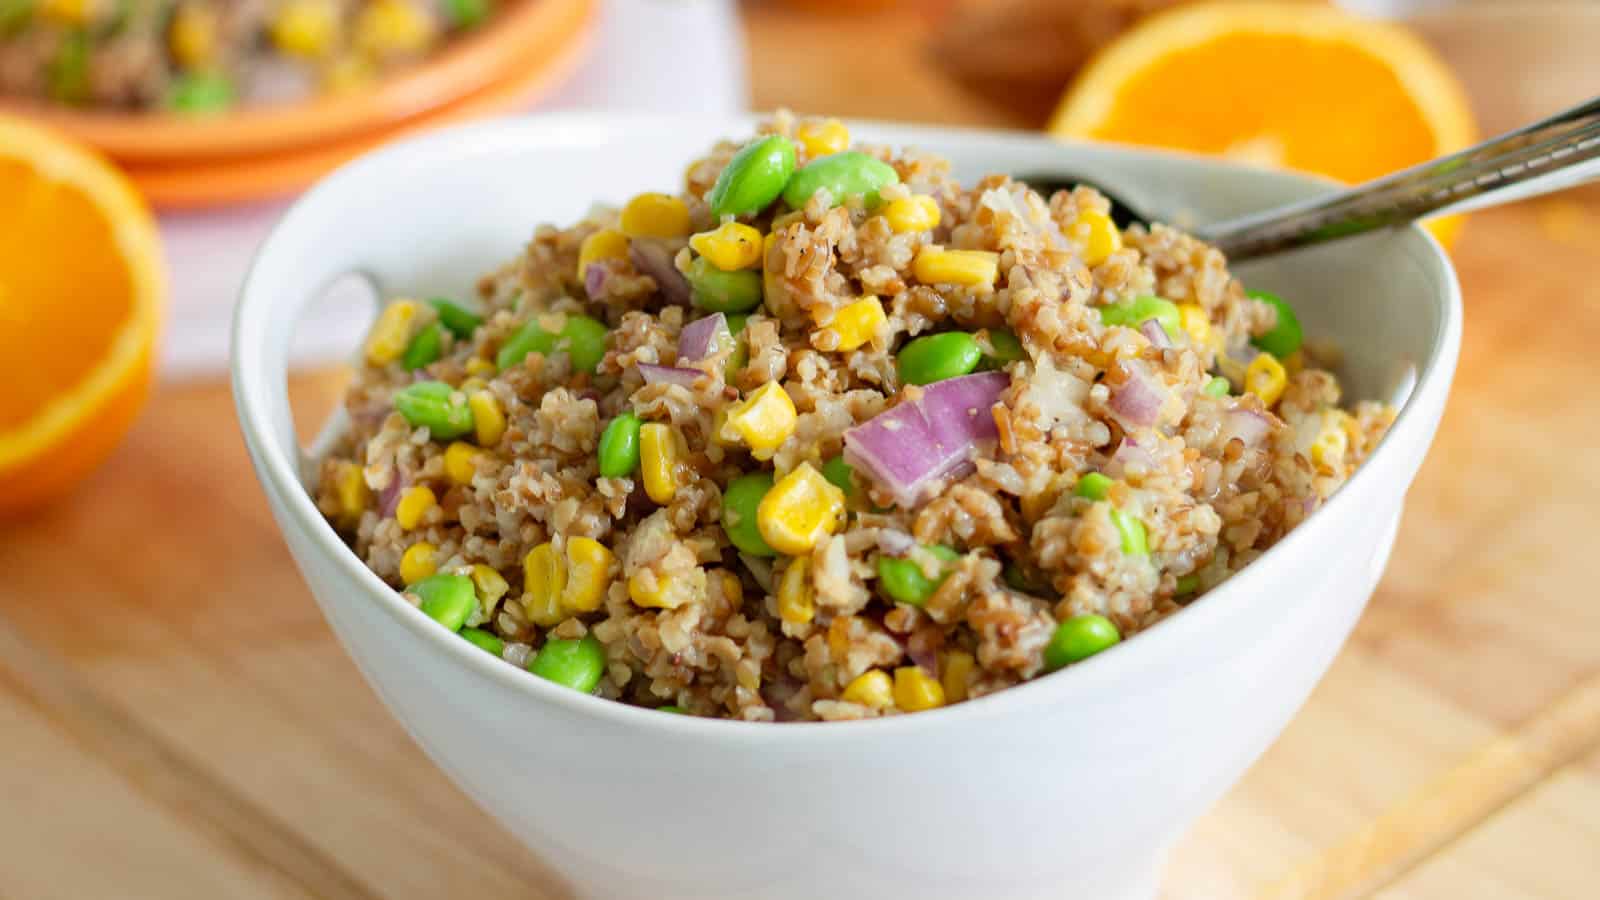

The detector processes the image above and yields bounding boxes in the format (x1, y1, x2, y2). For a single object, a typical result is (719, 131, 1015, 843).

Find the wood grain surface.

(3, 3, 1597, 898)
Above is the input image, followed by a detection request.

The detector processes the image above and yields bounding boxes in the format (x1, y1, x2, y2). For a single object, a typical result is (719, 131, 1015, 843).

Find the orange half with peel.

(1048, 1, 1478, 246)
(0, 116, 165, 517)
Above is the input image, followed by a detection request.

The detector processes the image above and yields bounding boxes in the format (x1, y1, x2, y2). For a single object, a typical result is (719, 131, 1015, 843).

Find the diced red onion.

(638, 363, 702, 388)
(629, 239, 691, 306)
(1108, 362, 1166, 428)
(378, 472, 407, 518)
(679, 313, 729, 363)
(1140, 319, 1172, 349)
(875, 529, 916, 557)
(906, 628, 942, 674)
(1107, 436, 1156, 477)
(584, 260, 610, 297)
(1223, 407, 1273, 447)
(843, 371, 1009, 509)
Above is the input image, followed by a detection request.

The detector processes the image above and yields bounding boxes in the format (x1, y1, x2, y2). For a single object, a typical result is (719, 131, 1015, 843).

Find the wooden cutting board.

(2, 4, 1597, 897)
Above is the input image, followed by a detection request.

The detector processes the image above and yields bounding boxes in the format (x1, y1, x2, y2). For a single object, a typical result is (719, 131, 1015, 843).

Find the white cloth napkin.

(161, 0, 747, 378)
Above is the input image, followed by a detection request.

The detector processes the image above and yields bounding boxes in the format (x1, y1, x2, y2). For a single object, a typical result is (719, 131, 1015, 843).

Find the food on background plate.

(314, 113, 1393, 721)
(0, 0, 503, 114)
(0, 114, 164, 517)
(1048, 0, 1477, 246)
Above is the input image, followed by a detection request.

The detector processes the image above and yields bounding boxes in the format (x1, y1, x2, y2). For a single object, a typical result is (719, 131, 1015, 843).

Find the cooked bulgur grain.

(315, 115, 1393, 721)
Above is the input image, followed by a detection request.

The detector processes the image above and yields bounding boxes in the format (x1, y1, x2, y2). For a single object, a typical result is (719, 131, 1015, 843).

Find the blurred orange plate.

(124, 13, 594, 210)
(0, 0, 593, 163)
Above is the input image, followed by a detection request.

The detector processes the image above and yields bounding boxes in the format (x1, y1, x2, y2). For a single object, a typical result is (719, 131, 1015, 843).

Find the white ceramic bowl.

(232, 114, 1460, 900)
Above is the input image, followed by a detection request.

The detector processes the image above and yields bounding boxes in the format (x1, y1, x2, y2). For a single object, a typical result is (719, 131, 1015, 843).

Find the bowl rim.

(0, 0, 594, 162)
(233, 112, 1463, 746)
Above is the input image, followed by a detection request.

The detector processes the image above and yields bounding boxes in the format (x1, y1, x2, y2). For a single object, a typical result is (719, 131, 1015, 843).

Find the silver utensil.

(1022, 96, 1600, 262)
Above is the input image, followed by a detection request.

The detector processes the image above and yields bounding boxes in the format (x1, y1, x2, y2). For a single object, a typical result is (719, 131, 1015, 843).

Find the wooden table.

(4, 5, 1598, 898)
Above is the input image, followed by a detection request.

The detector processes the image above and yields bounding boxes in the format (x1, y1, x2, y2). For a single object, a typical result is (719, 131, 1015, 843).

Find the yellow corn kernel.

(464, 356, 496, 377)
(619, 193, 691, 240)
(364, 300, 419, 366)
(332, 461, 369, 524)
(627, 570, 691, 610)
(717, 569, 744, 608)
(1310, 410, 1351, 471)
(468, 390, 506, 447)
(841, 669, 893, 709)
(321, 54, 375, 94)
(470, 564, 509, 615)
(578, 228, 629, 281)
(796, 118, 850, 158)
(940, 650, 976, 703)
(830, 296, 886, 352)
(639, 423, 681, 504)
(913, 247, 1000, 288)
(395, 485, 436, 530)
(776, 558, 814, 625)
(721, 382, 797, 460)
(1071, 208, 1123, 267)
(757, 463, 846, 556)
(399, 542, 437, 585)
(355, 0, 434, 57)
(561, 537, 615, 614)
(1245, 353, 1288, 408)
(884, 195, 941, 234)
(40, 0, 96, 26)
(522, 543, 566, 626)
(168, 4, 218, 68)
(1178, 303, 1212, 348)
(690, 222, 763, 271)
(893, 666, 947, 712)
(444, 442, 480, 486)
(1284, 349, 1306, 376)
(271, 0, 340, 59)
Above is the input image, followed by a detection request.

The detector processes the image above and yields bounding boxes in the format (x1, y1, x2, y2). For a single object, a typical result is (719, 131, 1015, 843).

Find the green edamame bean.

(48, 32, 90, 104)
(1247, 289, 1303, 358)
(0, 0, 34, 34)
(1043, 614, 1121, 671)
(442, 0, 489, 27)
(1075, 472, 1113, 501)
(527, 634, 607, 693)
(725, 314, 750, 335)
(1202, 376, 1231, 398)
(981, 330, 1025, 368)
(1110, 507, 1148, 556)
(724, 334, 749, 383)
(1002, 562, 1034, 593)
(709, 135, 798, 219)
(401, 322, 444, 371)
(1174, 574, 1201, 597)
(877, 545, 960, 607)
(166, 72, 234, 114)
(462, 628, 505, 656)
(427, 297, 483, 339)
(782, 151, 900, 210)
(657, 705, 687, 714)
(597, 412, 643, 478)
(1097, 295, 1182, 340)
(411, 573, 476, 632)
(896, 332, 982, 385)
(722, 472, 776, 557)
(394, 381, 475, 440)
(687, 256, 763, 314)
(496, 313, 608, 373)
(821, 456, 855, 497)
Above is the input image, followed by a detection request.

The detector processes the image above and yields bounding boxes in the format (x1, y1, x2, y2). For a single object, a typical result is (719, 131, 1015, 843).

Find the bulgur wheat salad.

(315, 114, 1393, 722)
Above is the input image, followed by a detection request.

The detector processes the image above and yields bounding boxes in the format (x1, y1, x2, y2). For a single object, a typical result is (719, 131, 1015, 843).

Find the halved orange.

(1048, 1, 1478, 246)
(0, 115, 165, 517)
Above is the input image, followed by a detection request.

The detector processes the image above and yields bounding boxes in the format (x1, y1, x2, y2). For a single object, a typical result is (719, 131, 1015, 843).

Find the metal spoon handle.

(1199, 96, 1600, 261)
